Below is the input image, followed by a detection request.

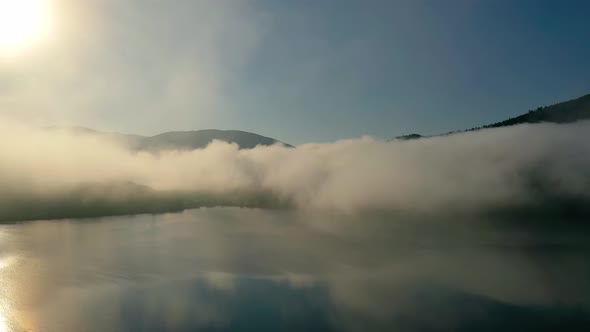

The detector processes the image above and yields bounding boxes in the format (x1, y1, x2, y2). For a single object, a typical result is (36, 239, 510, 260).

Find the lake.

(0, 208, 589, 331)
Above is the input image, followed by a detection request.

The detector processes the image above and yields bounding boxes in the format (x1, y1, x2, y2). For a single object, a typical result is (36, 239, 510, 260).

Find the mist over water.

(1, 0, 588, 330)
(0, 208, 589, 331)
(1, 121, 590, 222)
(1, 121, 589, 330)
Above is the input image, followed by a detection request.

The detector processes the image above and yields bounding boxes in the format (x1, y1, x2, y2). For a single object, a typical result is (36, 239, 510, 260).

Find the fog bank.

(1, 121, 590, 221)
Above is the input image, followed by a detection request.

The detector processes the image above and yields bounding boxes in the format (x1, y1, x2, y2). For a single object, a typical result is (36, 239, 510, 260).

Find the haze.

(1, 1, 590, 331)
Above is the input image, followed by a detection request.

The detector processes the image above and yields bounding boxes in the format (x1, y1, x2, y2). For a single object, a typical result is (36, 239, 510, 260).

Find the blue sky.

(229, 0, 590, 143)
(1, 0, 590, 144)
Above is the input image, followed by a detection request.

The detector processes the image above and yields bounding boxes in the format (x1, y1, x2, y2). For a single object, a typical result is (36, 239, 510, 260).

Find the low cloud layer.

(1, 121, 590, 221)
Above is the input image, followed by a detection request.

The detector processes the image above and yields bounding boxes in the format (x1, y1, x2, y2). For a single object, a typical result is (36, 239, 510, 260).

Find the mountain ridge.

(46, 127, 293, 151)
(395, 93, 590, 140)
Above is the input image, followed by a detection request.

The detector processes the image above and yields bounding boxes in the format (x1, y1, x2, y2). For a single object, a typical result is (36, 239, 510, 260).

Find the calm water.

(0, 208, 589, 331)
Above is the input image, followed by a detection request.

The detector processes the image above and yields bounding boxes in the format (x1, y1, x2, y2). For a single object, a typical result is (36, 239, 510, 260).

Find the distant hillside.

(394, 93, 590, 140)
(135, 130, 291, 151)
(471, 93, 590, 131)
(47, 127, 292, 151)
(395, 133, 423, 140)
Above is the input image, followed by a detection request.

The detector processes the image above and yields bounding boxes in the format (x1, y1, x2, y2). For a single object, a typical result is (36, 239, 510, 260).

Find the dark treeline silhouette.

(473, 93, 590, 131)
(395, 133, 423, 140)
(0, 181, 289, 222)
(467, 94, 590, 131)
(396, 93, 590, 139)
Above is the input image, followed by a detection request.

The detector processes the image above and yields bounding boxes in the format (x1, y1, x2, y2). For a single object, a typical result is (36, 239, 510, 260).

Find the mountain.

(395, 93, 590, 140)
(47, 127, 292, 151)
(134, 130, 291, 151)
(472, 93, 590, 130)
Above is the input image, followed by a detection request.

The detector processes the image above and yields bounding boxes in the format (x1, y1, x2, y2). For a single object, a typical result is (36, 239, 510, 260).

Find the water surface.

(0, 208, 589, 331)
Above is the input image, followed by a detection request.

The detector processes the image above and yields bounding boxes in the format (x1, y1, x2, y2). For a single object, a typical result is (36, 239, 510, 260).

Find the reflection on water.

(0, 208, 589, 331)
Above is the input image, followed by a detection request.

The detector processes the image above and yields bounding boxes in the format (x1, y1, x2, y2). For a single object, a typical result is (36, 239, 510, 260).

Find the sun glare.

(0, 0, 52, 54)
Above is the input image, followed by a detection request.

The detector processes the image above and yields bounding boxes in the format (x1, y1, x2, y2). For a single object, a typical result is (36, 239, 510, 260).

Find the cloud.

(0, 120, 589, 221)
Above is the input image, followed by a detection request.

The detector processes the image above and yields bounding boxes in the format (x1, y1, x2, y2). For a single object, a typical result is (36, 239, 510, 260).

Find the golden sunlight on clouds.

(0, 0, 53, 55)
(0, 314, 7, 332)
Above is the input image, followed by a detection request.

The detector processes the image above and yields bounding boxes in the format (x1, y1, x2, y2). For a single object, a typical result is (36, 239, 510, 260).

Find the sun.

(0, 0, 52, 54)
